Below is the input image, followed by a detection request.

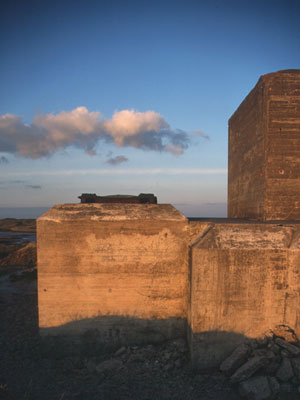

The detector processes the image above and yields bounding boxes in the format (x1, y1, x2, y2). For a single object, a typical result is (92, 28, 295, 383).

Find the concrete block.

(231, 356, 269, 383)
(189, 222, 300, 370)
(220, 343, 250, 375)
(37, 203, 189, 344)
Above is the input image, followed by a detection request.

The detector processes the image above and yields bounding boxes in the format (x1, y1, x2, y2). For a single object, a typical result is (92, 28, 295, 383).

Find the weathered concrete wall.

(228, 69, 300, 220)
(37, 208, 300, 367)
(265, 71, 300, 220)
(189, 222, 300, 370)
(228, 75, 265, 219)
(37, 203, 191, 343)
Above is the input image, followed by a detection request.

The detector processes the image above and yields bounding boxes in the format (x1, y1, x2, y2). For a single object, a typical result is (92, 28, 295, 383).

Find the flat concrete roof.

(38, 203, 187, 222)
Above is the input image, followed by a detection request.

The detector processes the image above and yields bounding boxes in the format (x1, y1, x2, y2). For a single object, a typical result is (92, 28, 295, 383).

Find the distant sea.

(0, 203, 227, 219)
(0, 207, 51, 219)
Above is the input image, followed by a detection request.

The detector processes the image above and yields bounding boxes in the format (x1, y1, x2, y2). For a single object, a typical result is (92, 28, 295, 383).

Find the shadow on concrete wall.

(40, 313, 252, 372)
(40, 319, 254, 374)
(39, 315, 186, 357)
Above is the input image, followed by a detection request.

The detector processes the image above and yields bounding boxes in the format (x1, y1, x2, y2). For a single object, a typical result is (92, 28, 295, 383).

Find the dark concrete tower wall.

(228, 70, 300, 221)
(228, 74, 266, 219)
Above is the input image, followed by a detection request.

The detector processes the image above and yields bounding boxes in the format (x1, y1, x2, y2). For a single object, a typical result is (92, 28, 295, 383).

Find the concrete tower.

(228, 70, 300, 221)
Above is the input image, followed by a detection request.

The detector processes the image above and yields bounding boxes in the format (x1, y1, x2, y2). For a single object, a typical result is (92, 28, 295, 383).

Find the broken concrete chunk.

(267, 342, 280, 355)
(263, 361, 280, 375)
(256, 337, 268, 348)
(220, 343, 250, 375)
(253, 349, 275, 360)
(272, 325, 298, 343)
(280, 350, 291, 358)
(239, 376, 271, 400)
(280, 383, 293, 393)
(268, 376, 280, 395)
(264, 330, 274, 340)
(95, 359, 123, 374)
(230, 356, 268, 383)
(291, 376, 300, 385)
(114, 346, 127, 357)
(276, 358, 294, 382)
(292, 358, 300, 377)
(275, 338, 300, 356)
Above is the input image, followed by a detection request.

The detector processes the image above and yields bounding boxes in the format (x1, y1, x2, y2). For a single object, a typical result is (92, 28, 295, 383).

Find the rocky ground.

(2, 272, 300, 400)
(0, 221, 237, 400)
(1, 220, 300, 399)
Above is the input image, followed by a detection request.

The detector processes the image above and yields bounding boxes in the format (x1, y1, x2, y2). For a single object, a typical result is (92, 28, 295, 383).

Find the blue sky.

(0, 0, 299, 218)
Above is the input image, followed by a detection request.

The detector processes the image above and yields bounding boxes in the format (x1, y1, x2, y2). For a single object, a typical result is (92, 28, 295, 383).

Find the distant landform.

(0, 207, 51, 219)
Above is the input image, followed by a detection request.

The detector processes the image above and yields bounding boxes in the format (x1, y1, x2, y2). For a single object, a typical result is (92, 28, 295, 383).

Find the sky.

(0, 0, 299, 218)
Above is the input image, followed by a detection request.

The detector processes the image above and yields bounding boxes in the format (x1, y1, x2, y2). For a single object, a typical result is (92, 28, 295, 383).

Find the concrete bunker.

(37, 69, 300, 369)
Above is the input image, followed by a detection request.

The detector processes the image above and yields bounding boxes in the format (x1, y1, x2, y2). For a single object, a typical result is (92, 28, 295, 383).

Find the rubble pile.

(219, 325, 300, 399)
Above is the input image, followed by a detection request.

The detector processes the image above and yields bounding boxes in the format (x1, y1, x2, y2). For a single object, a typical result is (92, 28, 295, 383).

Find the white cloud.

(0, 107, 204, 159)
(102, 110, 167, 144)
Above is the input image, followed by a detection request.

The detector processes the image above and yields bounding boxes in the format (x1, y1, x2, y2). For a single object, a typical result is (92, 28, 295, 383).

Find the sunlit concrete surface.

(37, 203, 192, 343)
(228, 70, 300, 221)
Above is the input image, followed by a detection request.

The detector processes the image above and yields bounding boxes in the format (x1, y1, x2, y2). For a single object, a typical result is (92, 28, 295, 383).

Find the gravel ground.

(0, 270, 240, 400)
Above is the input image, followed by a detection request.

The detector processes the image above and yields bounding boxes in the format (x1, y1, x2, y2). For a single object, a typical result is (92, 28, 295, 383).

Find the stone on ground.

(230, 356, 268, 383)
(220, 343, 250, 375)
(272, 325, 298, 343)
(95, 359, 123, 374)
(239, 376, 271, 400)
(276, 358, 294, 382)
(275, 338, 300, 356)
(268, 376, 280, 395)
(291, 358, 300, 377)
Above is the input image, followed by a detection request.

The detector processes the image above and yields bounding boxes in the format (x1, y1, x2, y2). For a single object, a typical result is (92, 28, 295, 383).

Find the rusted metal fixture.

(78, 193, 157, 204)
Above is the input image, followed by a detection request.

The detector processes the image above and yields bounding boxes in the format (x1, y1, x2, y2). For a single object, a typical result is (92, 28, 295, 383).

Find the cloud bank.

(0, 107, 197, 159)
